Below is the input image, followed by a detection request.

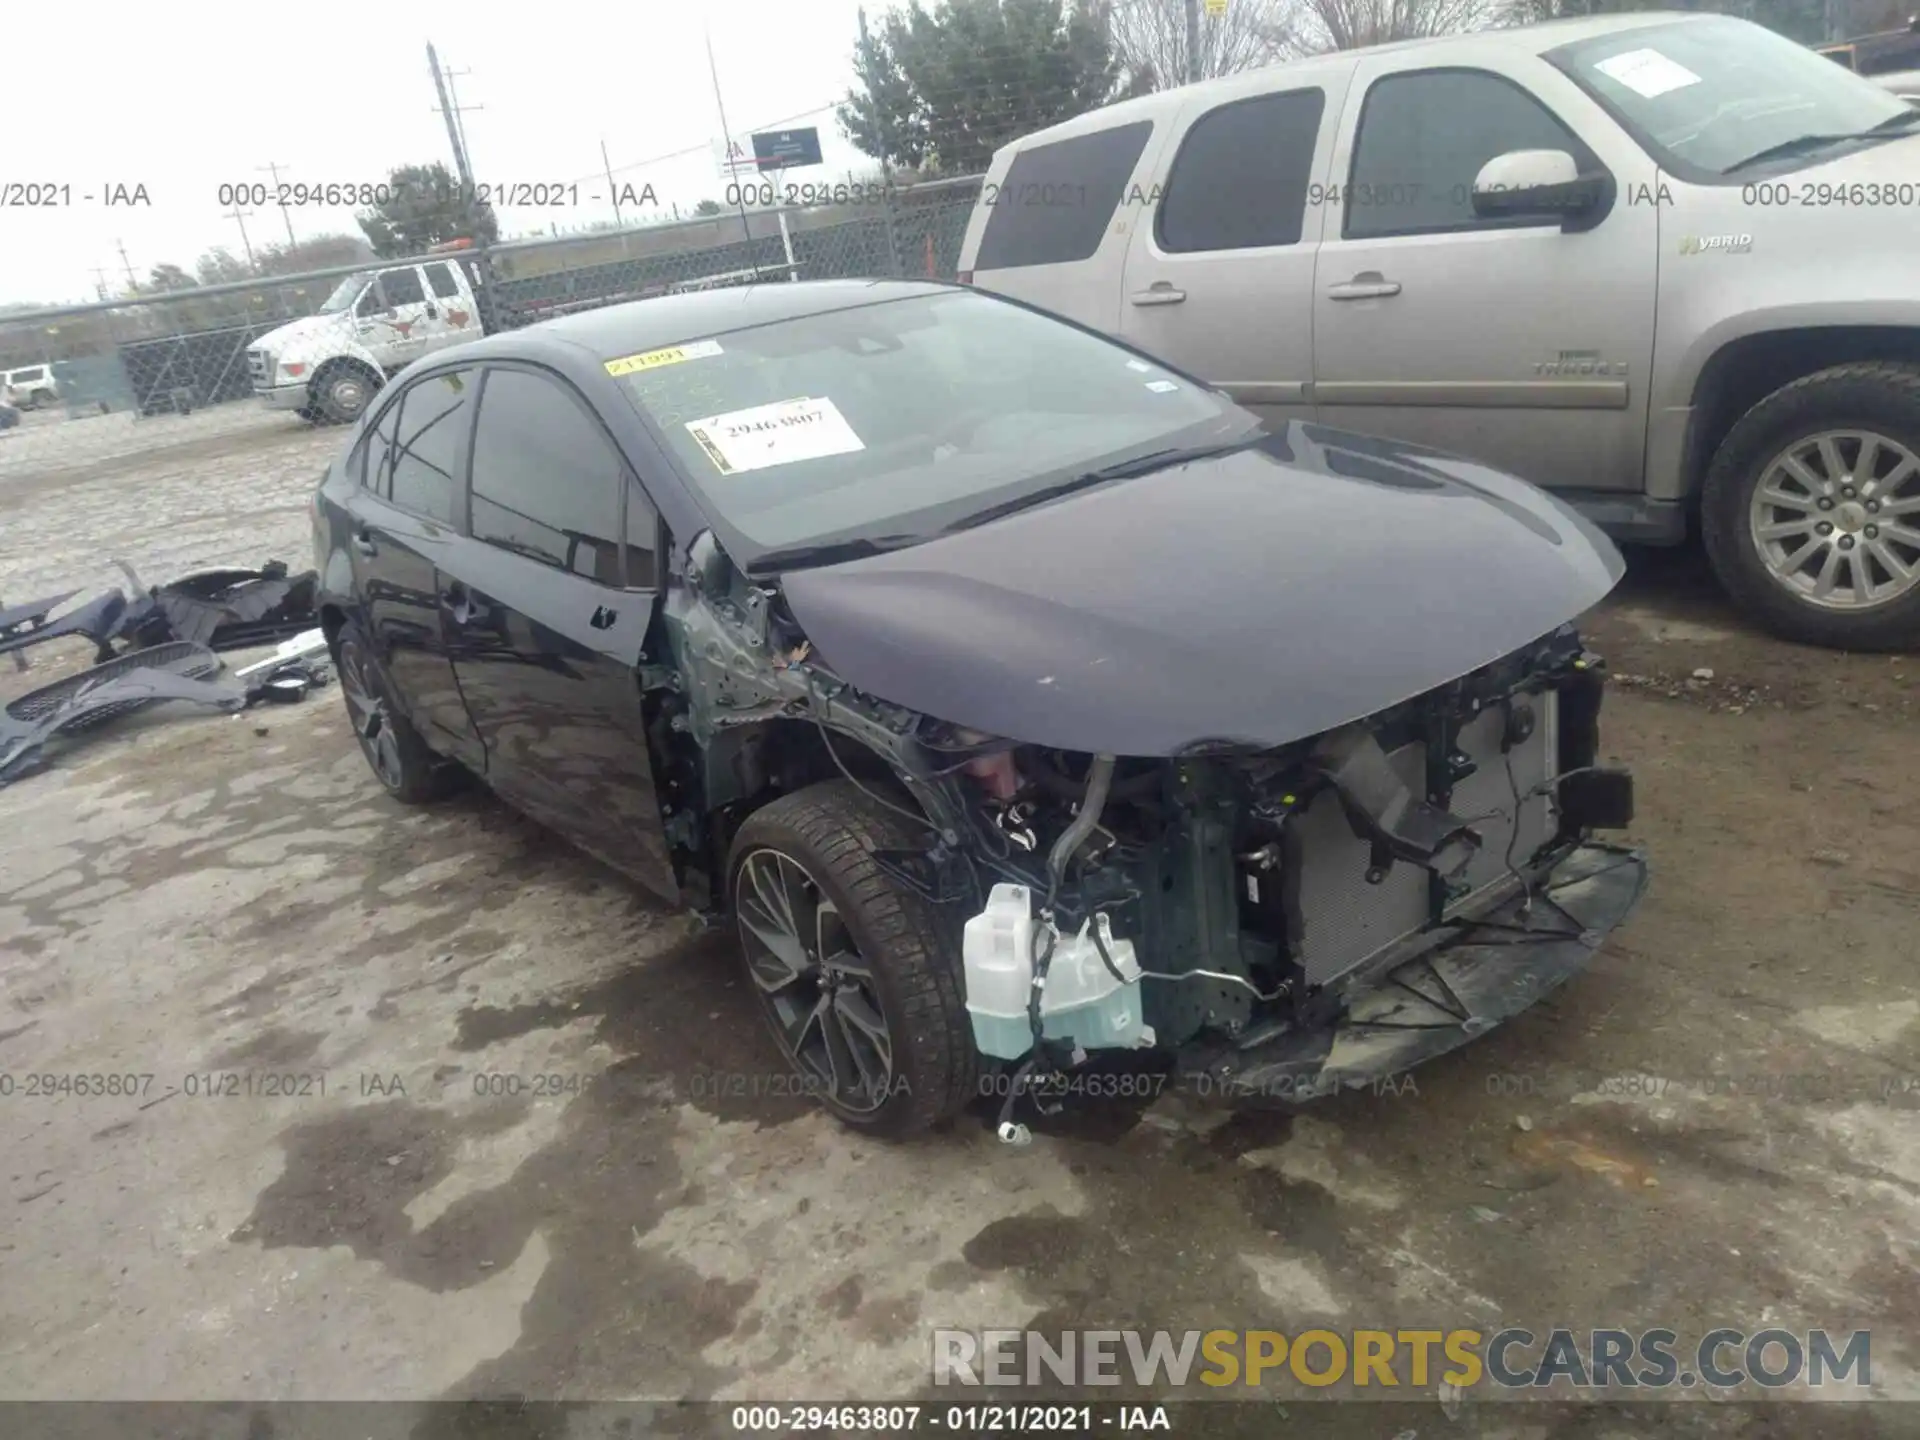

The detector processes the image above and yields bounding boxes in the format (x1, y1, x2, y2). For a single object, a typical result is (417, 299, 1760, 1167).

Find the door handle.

(351, 530, 378, 558)
(425, 303, 438, 318)
(1327, 273, 1402, 301)
(1129, 285, 1187, 307)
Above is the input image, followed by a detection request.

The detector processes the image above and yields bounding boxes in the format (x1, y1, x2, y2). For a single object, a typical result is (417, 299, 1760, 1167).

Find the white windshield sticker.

(684, 396, 866, 475)
(1125, 359, 1152, 372)
(1144, 380, 1179, 393)
(1594, 48, 1702, 99)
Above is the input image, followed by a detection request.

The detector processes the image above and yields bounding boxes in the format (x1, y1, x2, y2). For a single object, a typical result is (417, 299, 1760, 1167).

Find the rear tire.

(1701, 362, 1920, 652)
(332, 619, 459, 804)
(727, 780, 978, 1137)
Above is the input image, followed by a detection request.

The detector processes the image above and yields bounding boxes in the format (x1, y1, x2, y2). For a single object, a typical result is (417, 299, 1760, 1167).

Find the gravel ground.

(0, 403, 1917, 1432)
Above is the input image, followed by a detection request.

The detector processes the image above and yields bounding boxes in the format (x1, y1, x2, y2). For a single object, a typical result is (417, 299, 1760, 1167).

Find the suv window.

(1346, 69, 1586, 239)
(385, 369, 472, 523)
(973, 120, 1154, 271)
(379, 267, 427, 307)
(469, 368, 629, 586)
(424, 262, 461, 300)
(1158, 89, 1325, 253)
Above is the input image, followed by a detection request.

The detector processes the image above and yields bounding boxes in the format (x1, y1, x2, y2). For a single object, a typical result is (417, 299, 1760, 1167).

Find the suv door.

(353, 265, 437, 371)
(344, 368, 487, 769)
(1118, 75, 1346, 423)
(415, 261, 480, 354)
(1310, 57, 1662, 495)
(446, 363, 676, 901)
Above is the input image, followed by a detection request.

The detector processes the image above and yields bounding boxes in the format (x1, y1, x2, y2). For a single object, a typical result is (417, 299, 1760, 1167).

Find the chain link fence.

(0, 176, 984, 491)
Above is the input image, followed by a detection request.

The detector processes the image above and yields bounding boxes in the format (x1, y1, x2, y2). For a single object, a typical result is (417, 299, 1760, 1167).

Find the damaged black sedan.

(312, 279, 1646, 1138)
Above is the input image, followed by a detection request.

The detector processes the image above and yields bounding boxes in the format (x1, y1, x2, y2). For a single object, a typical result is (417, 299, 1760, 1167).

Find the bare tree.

(1106, 0, 1301, 87)
(1293, 0, 1499, 50)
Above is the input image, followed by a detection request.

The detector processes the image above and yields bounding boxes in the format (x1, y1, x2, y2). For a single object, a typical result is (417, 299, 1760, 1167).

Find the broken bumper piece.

(1176, 841, 1649, 1099)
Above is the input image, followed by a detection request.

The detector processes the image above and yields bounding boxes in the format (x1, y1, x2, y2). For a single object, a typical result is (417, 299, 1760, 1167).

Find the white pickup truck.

(247, 257, 485, 424)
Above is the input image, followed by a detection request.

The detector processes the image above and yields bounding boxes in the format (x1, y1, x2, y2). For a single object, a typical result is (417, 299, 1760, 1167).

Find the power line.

(572, 100, 842, 188)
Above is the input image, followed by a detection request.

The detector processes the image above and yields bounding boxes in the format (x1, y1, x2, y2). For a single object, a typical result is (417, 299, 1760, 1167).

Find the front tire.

(727, 780, 978, 1137)
(1701, 362, 1920, 651)
(333, 619, 458, 804)
(314, 364, 378, 426)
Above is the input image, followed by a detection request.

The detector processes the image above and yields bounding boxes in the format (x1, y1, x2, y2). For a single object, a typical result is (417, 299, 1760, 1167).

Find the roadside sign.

(1205, 0, 1227, 13)
(751, 127, 824, 170)
(712, 136, 760, 180)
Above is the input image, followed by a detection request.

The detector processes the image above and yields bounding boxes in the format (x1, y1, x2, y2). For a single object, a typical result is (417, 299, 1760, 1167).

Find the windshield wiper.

(1722, 109, 1920, 173)
(949, 437, 1262, 533)
(752, 532, 923, 573)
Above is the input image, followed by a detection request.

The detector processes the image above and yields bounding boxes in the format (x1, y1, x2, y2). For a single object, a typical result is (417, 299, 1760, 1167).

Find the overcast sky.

(1, 0, 892, 307)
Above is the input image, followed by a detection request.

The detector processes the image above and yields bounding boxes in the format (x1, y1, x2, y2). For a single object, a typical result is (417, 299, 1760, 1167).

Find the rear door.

(417, 261, 483, 352)
(1308, 55, 1661, 495)
(353, 265, 438, 371)
(961, 116, 1166, 332)
(342, 369, 487, 768)
(1117, 73, 1347, 424)
(444, 363, 676, 901)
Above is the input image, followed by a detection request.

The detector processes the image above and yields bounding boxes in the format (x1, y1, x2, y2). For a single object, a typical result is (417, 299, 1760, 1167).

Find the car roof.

(1001, 12, 1718, 142)
(455, 279, 957, 366)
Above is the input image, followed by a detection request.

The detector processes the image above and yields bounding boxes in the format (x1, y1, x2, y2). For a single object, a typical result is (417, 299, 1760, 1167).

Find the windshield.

(318, 271, 376, 314)
(612, 290, 1249, 563)
(1550, 17, 1914, 177)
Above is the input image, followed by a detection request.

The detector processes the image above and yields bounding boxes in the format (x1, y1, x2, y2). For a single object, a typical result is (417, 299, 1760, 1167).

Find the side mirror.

(1471, 149, 1606, 222)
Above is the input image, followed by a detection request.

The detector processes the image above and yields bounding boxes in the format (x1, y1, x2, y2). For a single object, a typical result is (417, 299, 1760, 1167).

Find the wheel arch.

(1682, 325, 1920, 511)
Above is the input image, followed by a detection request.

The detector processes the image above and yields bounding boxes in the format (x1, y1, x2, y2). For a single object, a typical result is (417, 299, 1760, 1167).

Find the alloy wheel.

(338, 639, 405, 791)
(733, 848, 896, 1114)
(1748, 429, 1920, 610)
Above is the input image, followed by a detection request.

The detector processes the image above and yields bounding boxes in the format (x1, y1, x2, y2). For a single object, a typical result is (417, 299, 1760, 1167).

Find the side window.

(1346, 69, 1587, 239)
(362, 393, 403, 497)
(625, 479, 659, 589)
(356, 281, 387, 318)
(380, 267, 427, 307)
(385, 369, 472, 523)
(972, 120, 1154, 271)
(1157, 89, 1325, 253)
(424, 262, 460, 300)
(468, 368, 627, 586)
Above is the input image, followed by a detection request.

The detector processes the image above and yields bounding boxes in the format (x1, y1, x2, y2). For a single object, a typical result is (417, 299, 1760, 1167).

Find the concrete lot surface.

(1, 405, 1917, 1434)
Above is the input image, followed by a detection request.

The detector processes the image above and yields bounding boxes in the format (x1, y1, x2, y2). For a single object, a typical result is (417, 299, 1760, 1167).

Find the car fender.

(1647, 298, 1920, 502)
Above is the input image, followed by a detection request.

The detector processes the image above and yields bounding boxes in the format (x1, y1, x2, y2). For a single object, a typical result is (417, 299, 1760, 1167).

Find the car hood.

(778, 422, 1625, 756)
(255, 313, 349, 355)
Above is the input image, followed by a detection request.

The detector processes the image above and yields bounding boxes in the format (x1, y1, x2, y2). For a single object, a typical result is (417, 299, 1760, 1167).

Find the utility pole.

(601, 138, 623, 228)
(428, 44, 478, 192)
(704, 18, 756, 245)
(90, 267, 110, 301)
(225, 201, 258, 270)
(1186, 0, 1202, 84)
(258, 161, 298, 248)
(443, 64, 482, 167)
(115, 240, 138, 293)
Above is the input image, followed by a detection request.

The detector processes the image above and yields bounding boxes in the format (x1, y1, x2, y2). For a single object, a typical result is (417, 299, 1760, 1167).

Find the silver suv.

(958, 12, 1920, 650)
(2, 365, 57, 411)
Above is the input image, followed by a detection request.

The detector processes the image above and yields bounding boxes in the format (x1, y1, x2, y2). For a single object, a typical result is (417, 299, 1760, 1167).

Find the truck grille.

(247, 349, 273, 387)
(1292, 690, 1558, 992)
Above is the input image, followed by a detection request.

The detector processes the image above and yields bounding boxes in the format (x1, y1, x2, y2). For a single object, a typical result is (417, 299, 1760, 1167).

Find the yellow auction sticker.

(604, 338, 724, 377)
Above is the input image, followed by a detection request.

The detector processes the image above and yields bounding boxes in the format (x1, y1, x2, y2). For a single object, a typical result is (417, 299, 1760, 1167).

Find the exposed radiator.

(1292, 691, 1558, 991)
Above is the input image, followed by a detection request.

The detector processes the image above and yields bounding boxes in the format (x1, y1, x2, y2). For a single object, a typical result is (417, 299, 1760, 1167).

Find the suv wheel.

(315, 365, 377, 425)
(333, 619, 460, 803)
(726, 780, 978, 1137)
(1702, 362, 1920, 651)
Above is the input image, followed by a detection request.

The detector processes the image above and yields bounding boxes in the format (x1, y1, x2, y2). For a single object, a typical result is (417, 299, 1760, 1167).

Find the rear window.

(973, 120, 1154, 272)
